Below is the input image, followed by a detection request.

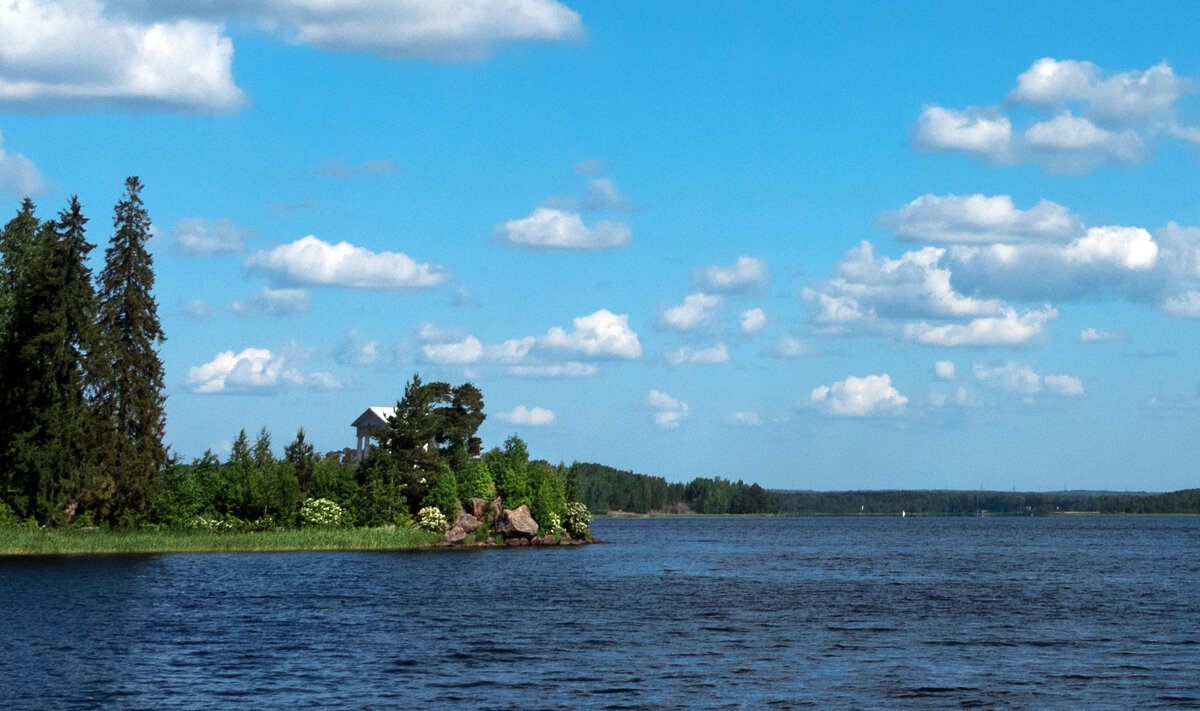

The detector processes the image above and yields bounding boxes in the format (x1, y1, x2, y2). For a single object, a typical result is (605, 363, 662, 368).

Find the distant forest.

(773, 489, 1200, 516)
(560, 462, 781, 515)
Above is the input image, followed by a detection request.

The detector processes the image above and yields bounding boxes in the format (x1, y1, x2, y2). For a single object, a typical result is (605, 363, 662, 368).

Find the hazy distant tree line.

(773, 489, 1200, 515)
(562, 461, 781, 515)
(0, 178, 166, 527)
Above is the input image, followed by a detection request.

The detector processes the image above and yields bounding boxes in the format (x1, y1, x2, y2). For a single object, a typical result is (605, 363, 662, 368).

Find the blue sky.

(2, 0, 1199, 491)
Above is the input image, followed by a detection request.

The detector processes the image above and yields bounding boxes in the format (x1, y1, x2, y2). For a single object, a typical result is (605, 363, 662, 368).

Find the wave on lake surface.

(1, 516, 1198, 709)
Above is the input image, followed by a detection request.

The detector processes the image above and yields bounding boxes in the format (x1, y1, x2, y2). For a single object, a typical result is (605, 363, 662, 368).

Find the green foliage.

(487, 435, 532, 510)
(217, 430, 257, 520)
(0, 525, 441, 554)
(0, 500, 38, 529)
(569, 462, 780, 515)
(361, 374, 490, 520)
(148, 451, 222, 527)
(353, 446, 409, 526)
(416, 506, 448, 533)
(252, 428, 301, 526)
(300, 498, 348, 527)
(421, 462, 461, 519)
(93, 177, 167, 526)
(284, 427, 318, 489)
(307, 458, 359, 510)
(563, 501, 592, 539)
(0, 197, 101, 524)
(457, 458, 495, 501)
(528, 461, 566, 531)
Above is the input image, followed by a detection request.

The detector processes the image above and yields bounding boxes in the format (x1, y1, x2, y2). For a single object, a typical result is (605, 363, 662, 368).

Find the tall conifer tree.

(94, 177, 167, 525)
(0, 200, 41, 514)
(0, 198, 99, 522)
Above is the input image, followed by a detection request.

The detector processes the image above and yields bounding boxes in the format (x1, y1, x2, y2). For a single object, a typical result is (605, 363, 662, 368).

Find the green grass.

(0, 526, 443, 555)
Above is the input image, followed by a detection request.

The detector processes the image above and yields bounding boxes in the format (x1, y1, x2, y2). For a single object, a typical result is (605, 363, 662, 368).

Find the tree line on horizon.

(0, 178, 166, 527)
(772, 488, 1200, 515)
(563, 461, 782, 515)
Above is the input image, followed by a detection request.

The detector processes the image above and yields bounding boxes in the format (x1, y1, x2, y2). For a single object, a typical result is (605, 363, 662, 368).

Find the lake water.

(1, 516, 1198, 709)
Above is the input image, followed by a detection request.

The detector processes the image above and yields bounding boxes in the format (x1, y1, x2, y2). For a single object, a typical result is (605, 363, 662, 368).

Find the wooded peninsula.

(0, 180, 780, 553)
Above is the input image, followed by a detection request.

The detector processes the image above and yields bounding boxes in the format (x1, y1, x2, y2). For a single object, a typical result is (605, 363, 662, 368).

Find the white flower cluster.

(190, 515, 231, 532)
(300, 498, 346, 527)
(416, 506, 448, 533)
(544, 513, 561, 533)
(563, 502, 591, 539)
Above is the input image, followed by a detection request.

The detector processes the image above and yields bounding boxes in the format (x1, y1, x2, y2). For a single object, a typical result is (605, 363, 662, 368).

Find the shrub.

(528, 462, 566, 531)
(0, 500, 37, 529)
(421, 463, 461, 519)
(563, 501, 591, 539)
(300, 498, 347, 527)
(458, 459, 495, 500)
(416, 506, 448, 533)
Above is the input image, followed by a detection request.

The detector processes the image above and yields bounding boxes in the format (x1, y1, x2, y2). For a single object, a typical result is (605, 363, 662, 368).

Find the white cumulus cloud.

(973, 361, 1084, 399)
(1161, 290, 1200, 318)
(499, 405, 556, 426)
(421, 335, 484, 364)
(874, 194, 1084, 244)
(1022, 112, 1148, 174)
(740, 307, 766, 334)
(647, 389, 688, 429)
(691, 256, 768, 293)
(903, 306, 1057, 348)
(0, 131, 48, 199)
(934, 360, 956, 379)
(494, 207, 631, 252)
(111, 0, 584, 61)
(660, 293, 721, 331)
(913, 105, 1012, 162)
(244, 235, 449, 291)
(770, 335, 821, 358)
(914, 59, 1198, 174)
(1045, 374, 1085, 396)
(0, 0, 243, 113)
(544, 309, 641, 358)
(186, 347, 339, 393)
(811, 374, 907, 417)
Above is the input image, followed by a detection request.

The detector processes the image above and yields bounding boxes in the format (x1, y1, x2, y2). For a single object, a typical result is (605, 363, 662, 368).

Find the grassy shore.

(0, 526, 443, 555)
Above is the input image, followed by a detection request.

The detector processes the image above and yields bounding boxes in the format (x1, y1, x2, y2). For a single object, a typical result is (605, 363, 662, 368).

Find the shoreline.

(0, 527, 442, 556)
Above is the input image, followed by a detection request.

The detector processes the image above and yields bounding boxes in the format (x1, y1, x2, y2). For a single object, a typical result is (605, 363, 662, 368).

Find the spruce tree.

(0, 198, 39, 341)
(0, 198, 99, 523)
(284, 427, 317, 490)
(94, 177, 167, 526)
(0, 200, 39, 513)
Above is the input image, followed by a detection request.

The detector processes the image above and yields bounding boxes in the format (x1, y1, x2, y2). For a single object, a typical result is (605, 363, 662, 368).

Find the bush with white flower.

(416, 506, 448, 533)
(300, 498, 346, 527)
(544, 512, 561, 534)
(563, 501, 591, 539)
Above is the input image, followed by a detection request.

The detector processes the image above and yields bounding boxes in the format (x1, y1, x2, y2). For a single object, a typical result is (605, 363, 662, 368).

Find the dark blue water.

(2, 517, 1198, 709)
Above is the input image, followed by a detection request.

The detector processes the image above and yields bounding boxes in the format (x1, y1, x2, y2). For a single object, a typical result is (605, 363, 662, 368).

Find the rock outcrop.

(495, 505, 539, 540)
(440, 498, 598, 547)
